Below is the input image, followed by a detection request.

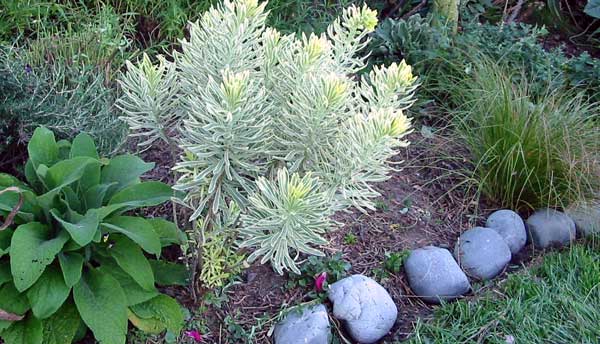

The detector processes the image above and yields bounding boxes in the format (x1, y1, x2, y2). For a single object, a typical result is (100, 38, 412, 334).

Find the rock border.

(274, 206, 599, 342)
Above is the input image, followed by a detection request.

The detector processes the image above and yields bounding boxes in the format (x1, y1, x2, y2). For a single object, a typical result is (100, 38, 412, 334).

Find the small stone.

(486, 209, 527, 254)
(455, 227, 512, 280)
(274, 304, 330, 344)
(526, 209, 576, 248)
(566, 203, 600, 237)
(328, 275, 397, 343)
(245, 272, 257, 283)
(404, 246, 471, 304)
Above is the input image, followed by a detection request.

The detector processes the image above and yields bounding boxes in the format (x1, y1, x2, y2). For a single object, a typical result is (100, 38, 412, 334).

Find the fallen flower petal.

(184, 330, 203, 342)
(315, 272, 327, 292)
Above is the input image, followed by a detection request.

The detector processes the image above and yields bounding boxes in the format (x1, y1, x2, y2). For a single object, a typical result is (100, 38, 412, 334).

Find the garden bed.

(1, 1, 599, 343)
(132, 131, 550, 343)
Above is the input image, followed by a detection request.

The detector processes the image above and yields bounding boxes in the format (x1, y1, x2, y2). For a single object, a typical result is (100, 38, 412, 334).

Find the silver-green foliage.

(240, 169, 331, 274)
(118, 0, 418, 275)
(117, 54, 180, 148)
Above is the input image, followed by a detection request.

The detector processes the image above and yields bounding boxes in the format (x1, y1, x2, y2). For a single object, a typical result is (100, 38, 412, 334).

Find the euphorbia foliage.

(119, 0, 418, 276)
(0, 127, 186, 344)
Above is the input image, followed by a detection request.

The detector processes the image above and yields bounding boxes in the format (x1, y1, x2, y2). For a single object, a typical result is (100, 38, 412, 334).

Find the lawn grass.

(408, 237, 600, 343)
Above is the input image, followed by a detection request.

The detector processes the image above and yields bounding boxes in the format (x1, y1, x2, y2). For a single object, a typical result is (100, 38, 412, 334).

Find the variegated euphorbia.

(118, 0, 418, 276)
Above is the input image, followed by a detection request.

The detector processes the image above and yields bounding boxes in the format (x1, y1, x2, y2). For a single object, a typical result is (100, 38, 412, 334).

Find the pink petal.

(315, 272, 327, 292)
(184, 330, 203, 342)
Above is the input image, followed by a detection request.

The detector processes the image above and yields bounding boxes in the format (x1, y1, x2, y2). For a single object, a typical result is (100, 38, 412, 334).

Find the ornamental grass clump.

(453, 60, 600, 211)
(118, 0, 418, 276)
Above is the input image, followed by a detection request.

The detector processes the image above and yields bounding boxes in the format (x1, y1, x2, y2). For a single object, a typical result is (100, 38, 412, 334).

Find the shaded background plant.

(370, 8, 600, 115)
(0, 6, 131, 159)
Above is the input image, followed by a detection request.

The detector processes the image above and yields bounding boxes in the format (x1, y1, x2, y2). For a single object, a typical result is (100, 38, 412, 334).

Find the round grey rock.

(404, 246, 471, 304)
(328, 275, 397, 343)
(486, 209, 526, 254)
(274, 304, 330, 344)
(566, 203, 600, 237)
(454, 227, 512, 280)
(526, 209, 576, 248)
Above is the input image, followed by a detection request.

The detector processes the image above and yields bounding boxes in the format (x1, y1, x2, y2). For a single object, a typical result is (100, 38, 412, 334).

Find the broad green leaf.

(10, 223, 69, 291)
(45, 157, 99, 190)
(129, 295, 184, 334)
(585, 0, 600, 19)
(56, 140, 71, 160)
(73, 268, 127, 344)
(96, 204, 128, 220)
(61, 240, 83, 253)
(0, 320, 12, 331)
(70, 133, 99, 159)
(2, 314, 42, 344)
(98, 260, 158, 306)
(84, 183, 116, 210)
(101, 217, 161, 255)
(108, 236, 155, 291)
(0, 282, 30, 316)
(61, 187, 82, 213)
(51, 209, 99, 246)
(41, 299, 82, 344)
(26, 265, 70, 319)
(149, 260, 189, 286)
(0, 174, 30, 190)
(24, 161, 40, 189)
(100, 155, 154, 196)
(35, 165, 48, 181)
(37, 157, 99, 209)
(148, 218, 186, 247)
(0, 264, 11, 287)
(28, 127, 58, 168)
(127, 309, 165, 334)
(108, 182, 172, 209)
(70, 134, 103, 194)
(58, 252, 84, 288)
(0, 229, 13, 258)
(0, 188, 39, 225)
(79, 163, 101, 197)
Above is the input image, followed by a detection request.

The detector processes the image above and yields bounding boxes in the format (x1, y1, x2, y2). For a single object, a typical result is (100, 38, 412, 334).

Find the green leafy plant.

(0, 127, 187, 343)
(343, 232, 358, 245)
(199, 230, 245, 288)
(265, 0, 355, 34)
(287, 252, 351, 288)
(372, 250, 409, 281)
(117, 53, 180, 150)
(384, 250, 410, 273)
(118, 0, 417, 277)
(0, 1, 73, 43)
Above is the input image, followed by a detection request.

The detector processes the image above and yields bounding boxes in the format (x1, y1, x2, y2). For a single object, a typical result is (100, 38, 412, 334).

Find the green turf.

(408, 238, 600, 344)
